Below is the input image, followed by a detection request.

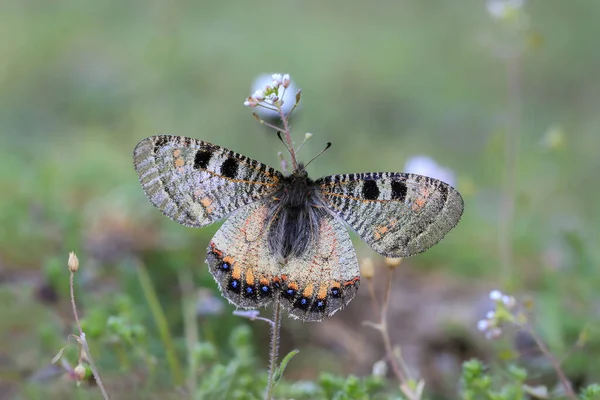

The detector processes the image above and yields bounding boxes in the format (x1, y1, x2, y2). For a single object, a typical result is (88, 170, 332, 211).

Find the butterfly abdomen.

(267, 170, 324, 260)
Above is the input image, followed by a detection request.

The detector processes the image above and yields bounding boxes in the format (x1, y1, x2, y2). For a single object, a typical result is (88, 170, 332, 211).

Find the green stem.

(178, 266, 199, 395)
(135, 259, 184, 387)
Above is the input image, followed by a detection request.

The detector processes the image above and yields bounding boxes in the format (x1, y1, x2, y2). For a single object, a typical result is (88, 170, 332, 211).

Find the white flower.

(250, 73, 299, 118)
(489, 290, 503, 301)
(304, 132, 313, 139)
(372, 360, 388, 377)
(244, 97, 259, 108)
(486, 310, 496, 319)
(271, 73, 282, 85)
(253, 90, 265, 101)
(477, 319, 490, 332)
(485, 327, 503, 340)
(282, 74, 291, 88)
(502, 295, 516, 308)
(486, 0, 525, 20)
(404, 155, 456, 186)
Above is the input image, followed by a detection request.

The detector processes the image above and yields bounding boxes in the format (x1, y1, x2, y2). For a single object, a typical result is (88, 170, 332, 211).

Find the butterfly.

(133, 135, 464, 322)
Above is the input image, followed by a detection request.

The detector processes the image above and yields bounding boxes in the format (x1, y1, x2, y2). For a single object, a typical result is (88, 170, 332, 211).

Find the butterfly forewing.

(316, 172, 464, 258)
(133, 135, 282, 227)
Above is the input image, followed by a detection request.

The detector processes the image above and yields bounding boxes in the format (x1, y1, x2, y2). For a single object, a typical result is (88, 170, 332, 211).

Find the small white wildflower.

(477, 319, 490, 332)
(486, 310, 496, 319)
(372, 360, 388, 377)
(282, 73, 291, 88)
(404, 155, 456, 186)
(244, 97, 259, 108)
(489, 290, 503, 301)
(502, 295, 516, 308)
(268, 93, 279, 102)
(305, 132, 313, 139)
(271, 73, 282, 85)
(485, 327, 503, 340)
(250, 73, 299, 118)
(253, 90, 265, 101)
(486, 0, 525, 20)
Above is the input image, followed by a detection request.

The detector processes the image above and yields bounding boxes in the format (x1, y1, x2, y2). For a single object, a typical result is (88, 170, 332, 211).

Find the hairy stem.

(499, 52, 521, 284)
(527, 327, 576, 399)
(380, 268, 410, 385)
(279, 106, 297, 170)
(265, 302, 282, 400)
(70, 271, 110, 400)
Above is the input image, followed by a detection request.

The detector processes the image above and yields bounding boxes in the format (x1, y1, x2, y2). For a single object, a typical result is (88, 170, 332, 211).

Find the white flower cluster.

(477, 289, 517, 340)
(486, 0, 525, 20)
(244, 73, 291, 108)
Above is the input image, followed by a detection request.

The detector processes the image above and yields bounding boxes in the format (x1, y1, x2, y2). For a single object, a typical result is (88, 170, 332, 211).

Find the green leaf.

(273, 349, 299, 385)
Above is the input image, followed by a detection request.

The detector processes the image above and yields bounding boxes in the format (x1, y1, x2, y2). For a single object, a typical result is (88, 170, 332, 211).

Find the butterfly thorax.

(267, 166, 326, 261)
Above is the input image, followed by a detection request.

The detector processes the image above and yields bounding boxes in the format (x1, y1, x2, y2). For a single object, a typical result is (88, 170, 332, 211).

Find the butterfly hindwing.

(133, 135, 282, 227)
(206, 200, 280, 309)
(278, 212, 360, 322)
(316, 172, 464, 258)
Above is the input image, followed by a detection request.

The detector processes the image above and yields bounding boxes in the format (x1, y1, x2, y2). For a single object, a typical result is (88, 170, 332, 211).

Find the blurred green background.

(1, 1, 599, 399)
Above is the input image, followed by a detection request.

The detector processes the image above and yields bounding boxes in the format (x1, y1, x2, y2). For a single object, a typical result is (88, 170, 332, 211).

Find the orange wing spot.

(200, 197, 212, 207)
(259, 278, 270, 286)
(206, 206, 214, 214)
(373, 225, 389, 241)
(280, 274, 288, 282)
(210, 243, 223, 258)
(231, 264, 241, 280)
(331, 281, 341, 289)
(317, 284, 328, 300)
(272, 276, 281, 284)
(302, 284, 314, 298)
(175, 158, 185, 168)
(223, 255, 235, 264)
(343, 277, 360, 286)
(173, 149, 181, 157)
(412, 198, 426, 212)
(287, 281, 299, 291)
(245, 269, 255, 286)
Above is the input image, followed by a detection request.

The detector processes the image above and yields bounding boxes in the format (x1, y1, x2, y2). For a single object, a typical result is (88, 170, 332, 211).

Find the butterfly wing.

(316, 172, 463, 258)
(206, 200, 282, 309)
(134, 135, 283, 227)
(277, 212, 360, 322)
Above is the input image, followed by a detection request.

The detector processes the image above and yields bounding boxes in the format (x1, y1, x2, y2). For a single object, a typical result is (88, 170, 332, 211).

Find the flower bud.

(282, 74, 291, 88)
(73, 363, 86, 381)
(384, 257, 402, 269)
(68, 252, 79, 272)
(360, 257, 375, 279)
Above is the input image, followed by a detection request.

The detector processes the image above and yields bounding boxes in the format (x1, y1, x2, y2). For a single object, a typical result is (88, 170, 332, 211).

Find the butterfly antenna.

(304, 142, 332, 168)
(276, 131, 294, 158)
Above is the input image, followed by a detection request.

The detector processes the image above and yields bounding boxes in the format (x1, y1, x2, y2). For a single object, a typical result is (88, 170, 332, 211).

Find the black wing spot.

(220, 158, 239, 179)
(194, 149, 212, 170)
(391, 180, 407, 202)
(153, 136, 170, 154)
(438, 182, 449, 204)
(362, 180, 380, 200)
